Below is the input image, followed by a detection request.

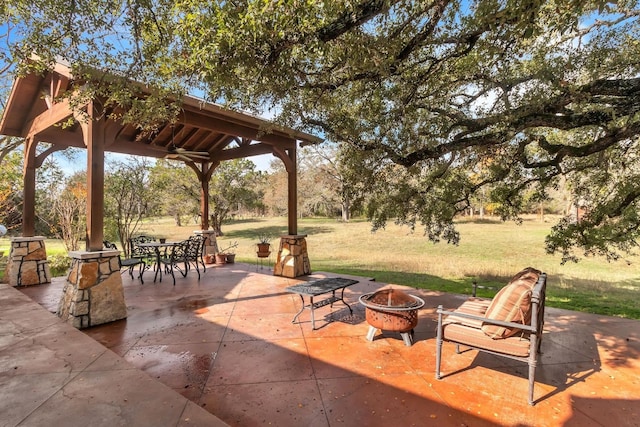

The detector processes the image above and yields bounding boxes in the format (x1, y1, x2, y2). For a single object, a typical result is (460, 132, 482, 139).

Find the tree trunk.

(341, 194, 350, 222)
(210, 214, 223, 236)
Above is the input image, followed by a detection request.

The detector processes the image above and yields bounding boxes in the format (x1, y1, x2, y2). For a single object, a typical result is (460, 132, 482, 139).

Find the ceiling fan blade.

(166, 147, 210, 161)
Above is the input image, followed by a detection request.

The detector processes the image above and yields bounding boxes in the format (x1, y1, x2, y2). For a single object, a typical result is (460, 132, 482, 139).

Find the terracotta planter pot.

(215, 253, 227, 264)
(203, 254, 214, 264)
(226, 253, 236, 263)
(257, 243, 271, 253)
(257, 250, 271, 258)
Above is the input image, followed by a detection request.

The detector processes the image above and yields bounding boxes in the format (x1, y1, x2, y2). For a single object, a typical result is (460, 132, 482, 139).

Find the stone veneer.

(193, 229, 219, 255)
(6, 237, 51, 287)
(274, 235, 311, 278)
(57, 250, 127, 329)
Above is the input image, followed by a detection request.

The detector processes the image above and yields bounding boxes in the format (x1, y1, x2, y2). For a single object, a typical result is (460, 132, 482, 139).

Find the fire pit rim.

(358, 291, 425, 312)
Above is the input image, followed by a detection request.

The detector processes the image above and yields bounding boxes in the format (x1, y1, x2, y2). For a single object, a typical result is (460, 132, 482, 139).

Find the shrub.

(48, 254, 72, 277)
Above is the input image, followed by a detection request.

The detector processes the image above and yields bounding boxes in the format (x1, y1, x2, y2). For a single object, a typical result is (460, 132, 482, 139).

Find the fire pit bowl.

(359, 289, 425, 346)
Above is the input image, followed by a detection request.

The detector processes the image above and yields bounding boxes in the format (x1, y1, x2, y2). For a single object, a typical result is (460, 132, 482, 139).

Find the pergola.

(0, 61, 321, 251)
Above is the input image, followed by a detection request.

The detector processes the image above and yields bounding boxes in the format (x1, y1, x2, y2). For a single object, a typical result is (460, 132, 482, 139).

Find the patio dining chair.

(103, 240, 146, 284)
(185, 234, 206, 278)
(158, 240, 189, 286)
(129, 235, 156, 262)
(435, 267, 547, 405)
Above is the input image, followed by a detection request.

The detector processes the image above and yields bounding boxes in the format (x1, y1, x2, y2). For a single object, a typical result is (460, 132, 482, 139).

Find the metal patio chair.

(435, 268, 547, 405)
(103, 240, 146, 284)
(158, 240, 189, 286)
(185, 234, 207, 279)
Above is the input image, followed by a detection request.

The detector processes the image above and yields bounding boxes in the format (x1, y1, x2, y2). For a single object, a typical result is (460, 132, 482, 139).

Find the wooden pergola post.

(84, 101, 105, 251)
(22, 136, 37, 237)
(201, 169, 210, 230)
(272, 142, 311, 277)
(287, 145, 298, 236)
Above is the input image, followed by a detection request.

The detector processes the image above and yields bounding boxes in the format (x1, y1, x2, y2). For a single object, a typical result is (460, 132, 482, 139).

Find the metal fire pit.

(359, 289, 425, 346)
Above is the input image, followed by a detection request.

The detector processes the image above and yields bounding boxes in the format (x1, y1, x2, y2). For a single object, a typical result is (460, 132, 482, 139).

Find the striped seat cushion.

(481, 268, 541, 339)
(443, 323, 532, 357)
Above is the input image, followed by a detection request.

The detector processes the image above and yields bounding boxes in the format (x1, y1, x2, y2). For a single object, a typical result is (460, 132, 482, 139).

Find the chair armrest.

(437, 305, 537, 334)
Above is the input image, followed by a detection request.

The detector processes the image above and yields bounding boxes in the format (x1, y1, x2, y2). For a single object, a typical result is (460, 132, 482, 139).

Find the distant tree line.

(0, 140, 574, 255)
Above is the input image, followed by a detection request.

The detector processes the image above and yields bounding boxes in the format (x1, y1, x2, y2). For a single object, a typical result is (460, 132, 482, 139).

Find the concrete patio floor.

(4, 261, 640, 426)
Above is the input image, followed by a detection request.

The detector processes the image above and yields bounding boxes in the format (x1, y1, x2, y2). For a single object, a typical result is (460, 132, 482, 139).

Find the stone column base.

(194, 230, 219, 255)
(57, 250, 127, 329)
(7, 237, 51, 287)
(274, 235, 311, 278)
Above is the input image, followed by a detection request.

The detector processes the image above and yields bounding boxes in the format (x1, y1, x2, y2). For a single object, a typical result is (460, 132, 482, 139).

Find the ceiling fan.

(166, 146, 210, 162)
(164, 124, 210, 162)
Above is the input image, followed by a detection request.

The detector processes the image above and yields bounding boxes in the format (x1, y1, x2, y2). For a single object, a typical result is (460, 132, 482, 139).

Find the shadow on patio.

(10, 262, 640, 426)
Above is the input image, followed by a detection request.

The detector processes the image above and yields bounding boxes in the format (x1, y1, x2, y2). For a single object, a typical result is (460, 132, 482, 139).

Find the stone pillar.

(57, 250, 127, 329)
(193, 230, 219, 255)
(274, 235, 311, 278)
(6, 237, 51, 287)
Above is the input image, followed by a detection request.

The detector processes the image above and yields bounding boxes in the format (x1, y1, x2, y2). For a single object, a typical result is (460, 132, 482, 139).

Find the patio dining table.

(138, 241, 180, 282)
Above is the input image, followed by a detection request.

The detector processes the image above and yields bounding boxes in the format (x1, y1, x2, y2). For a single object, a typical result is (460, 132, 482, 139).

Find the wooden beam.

(214, 141, 294, 161)
(272, 146, 294, 172)
(34, 145, 66, 168)
(0, 72, 43, 136)
(106, 141, 168, 158)
(180, 110, 297, 146)
(23, 98, 74, 138)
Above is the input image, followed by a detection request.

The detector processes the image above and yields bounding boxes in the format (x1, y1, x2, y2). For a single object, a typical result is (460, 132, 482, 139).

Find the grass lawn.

(2, 215, 639, 319)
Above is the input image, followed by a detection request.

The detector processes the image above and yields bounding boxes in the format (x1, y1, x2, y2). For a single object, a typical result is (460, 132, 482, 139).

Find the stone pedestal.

(194, 230, 219, 255)
(274, 235, 311, 278)
(57, 250, 127, 329)
(7, 237, 51, 287)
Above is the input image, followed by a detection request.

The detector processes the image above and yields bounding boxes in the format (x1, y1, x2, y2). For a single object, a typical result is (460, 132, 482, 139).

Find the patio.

(4, 262, 640, 426)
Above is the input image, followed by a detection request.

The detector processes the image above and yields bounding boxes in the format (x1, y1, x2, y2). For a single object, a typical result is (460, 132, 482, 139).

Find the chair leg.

(138, 261, 145, 284)
(169, 263, 176, 286)
(528, 334, 539, 405)
(528, 361, 536, 405)
(193, 260, 201, 280)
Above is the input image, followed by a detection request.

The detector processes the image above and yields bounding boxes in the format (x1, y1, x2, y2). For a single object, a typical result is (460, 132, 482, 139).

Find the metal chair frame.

(158, 240, 189, 286)
(103, 240, 146, 284)
(435, 273, 547, 405)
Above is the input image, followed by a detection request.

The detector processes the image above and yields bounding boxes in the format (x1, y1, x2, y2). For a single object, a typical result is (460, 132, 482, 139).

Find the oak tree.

(5, 1, 640, 261)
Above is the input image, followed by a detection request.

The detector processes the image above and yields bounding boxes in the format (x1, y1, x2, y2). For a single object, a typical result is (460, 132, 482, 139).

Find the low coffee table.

(286, 277, 359, 330)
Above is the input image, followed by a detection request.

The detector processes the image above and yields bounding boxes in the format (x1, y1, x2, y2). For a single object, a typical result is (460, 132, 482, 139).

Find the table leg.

(310, 296, 316, 330)
(153, 247, 162, 282)
(337, 288, 353, 314)
(291, 295, 306, 324)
